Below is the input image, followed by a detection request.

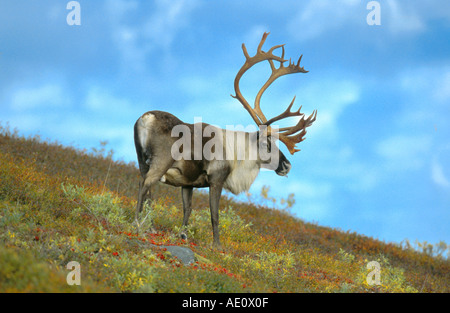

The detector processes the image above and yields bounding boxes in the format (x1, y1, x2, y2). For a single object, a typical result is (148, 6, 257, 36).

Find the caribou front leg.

(209, 183, 223, 249)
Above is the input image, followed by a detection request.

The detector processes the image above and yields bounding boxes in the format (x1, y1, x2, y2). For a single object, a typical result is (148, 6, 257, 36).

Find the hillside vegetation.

(0, 124, 448, 292)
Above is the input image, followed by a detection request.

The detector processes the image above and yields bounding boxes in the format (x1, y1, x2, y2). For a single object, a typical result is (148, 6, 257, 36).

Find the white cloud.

(287, 0, 360, 42)
(386, 0, 426, 34)
(103, 0, 143, 72)
(83, 86, 133, 113)
(108, 0, 200, 73)
(431, 159, 450, 189)
(142, 0, 199, 50)
(10, 84, 69, 110)
(430, 145, 450, 190)
(298, 79, 360, 140)
(113, 26, 147, 73)
(400, 66, 450, 106)
(104, 0, 139, 20)
(286, 0, 449, 42)
(376, 134, 432, 171)
(433, 71, 450, 104)
(179, 75, 222, 98)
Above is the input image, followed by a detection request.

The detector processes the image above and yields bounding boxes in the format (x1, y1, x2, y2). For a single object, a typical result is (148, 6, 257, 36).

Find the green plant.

(338, 248, 356, 264)
(356, 255, 418, 293)
(240, 250, 296, 290)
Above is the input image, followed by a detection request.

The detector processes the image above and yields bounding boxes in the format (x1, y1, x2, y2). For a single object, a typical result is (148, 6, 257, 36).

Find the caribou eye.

(260, 138, 272, 152)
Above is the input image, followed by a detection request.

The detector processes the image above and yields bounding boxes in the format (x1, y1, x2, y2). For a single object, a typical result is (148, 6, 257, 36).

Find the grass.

(0, 123, 449, 293)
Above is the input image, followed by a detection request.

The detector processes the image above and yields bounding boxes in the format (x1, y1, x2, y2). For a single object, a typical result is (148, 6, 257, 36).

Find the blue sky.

(1, 0, 449, 247)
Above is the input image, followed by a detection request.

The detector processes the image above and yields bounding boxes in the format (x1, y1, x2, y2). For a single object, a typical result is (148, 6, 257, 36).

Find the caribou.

(134, 32, 317, 248)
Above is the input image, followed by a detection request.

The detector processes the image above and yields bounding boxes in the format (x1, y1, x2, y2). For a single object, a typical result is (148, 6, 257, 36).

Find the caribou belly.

(161, 167, 208, 188)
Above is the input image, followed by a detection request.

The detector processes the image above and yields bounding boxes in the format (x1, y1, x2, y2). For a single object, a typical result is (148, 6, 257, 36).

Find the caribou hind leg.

(135, 159, 173, 221)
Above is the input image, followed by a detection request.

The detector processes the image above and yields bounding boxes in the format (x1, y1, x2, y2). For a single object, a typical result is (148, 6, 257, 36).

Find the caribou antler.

(231, 32, 316, 154)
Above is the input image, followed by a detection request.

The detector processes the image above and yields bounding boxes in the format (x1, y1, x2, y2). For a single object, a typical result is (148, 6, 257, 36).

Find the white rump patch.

(137, 113, 155, 148)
